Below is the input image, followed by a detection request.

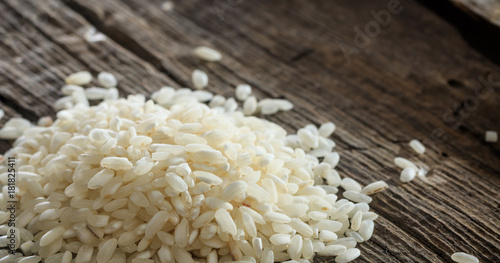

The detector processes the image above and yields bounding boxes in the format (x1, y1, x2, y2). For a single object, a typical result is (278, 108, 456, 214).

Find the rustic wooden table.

(1, 0, 499, 262)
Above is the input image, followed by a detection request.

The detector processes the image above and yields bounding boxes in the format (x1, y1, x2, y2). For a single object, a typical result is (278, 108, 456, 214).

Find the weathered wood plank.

(450, 0, 500, 27)
(0, 0, 499, 262)
(419, 0, 500, 65)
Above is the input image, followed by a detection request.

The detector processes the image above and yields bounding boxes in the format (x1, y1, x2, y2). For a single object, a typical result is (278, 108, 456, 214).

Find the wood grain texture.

(0, 0, 499, 262)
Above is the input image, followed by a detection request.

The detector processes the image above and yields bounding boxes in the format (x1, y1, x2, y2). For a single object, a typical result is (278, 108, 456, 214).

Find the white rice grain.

(400, 167, 417, 183)
(252, 237, 263, 258)
(145, 211, 169, 239)
(357, 220, 374, 241)
(88, 169, 115, 189)
(243, 96, 258, 116)
(319, 230, 338, 242)
(394, 157, 418, 171)
(214, 209, 237, 235)
(158, 245, 173, 263)
(361, 181, 388, 195)
(318, 122, 336, 137)
(165, 173, 189, 192)
(221, 181, 248, 201)
(194, 46, 222, 62)
(316, 219, 342, 232)
(192, 69, 209, 89)
(100, 157, 133, 170)
(317, 245, 346, 256)
(96, 238, 117, 263)
(193, 171, 223, 185)
(97, 72, 118, 88)
(171, 246, 194, 263)
(335, 248, 361, 263)
(264, 211, 291, 224)
(87, 215, 109, 228)
(270, 234, 291, 246)
(84, 87, 108, 100)
(332, 237, 357, 249)
(261, 248, 274, 263)
(65, 71, 92, 85)
(17, 256, 42, 263)
(451, 252, 479, 263)
(340, 178, 362, 192)
(205, 197, 233, 210)
(61, 85, 84, 95)
(75, 244, 93, 263)
(175, 218, 189, 248)
(40, 226, 65, 247)
(323, 152, 340, 168)
(235, 84, 252, 101)
(343, 191, 372, 203)
(409, 139, 426, 154)
(350, 211, 362, 231)
(134, 157, 155, 176)
(302, 238, 314, 260)
(485, 131, 498, 143)
(288, 235, 303, 260)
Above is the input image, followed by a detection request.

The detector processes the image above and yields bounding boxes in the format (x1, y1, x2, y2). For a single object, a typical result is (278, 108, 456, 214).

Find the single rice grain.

(400, 167, 417, 183)
(451, 252, 479, 263)
(65, 71, 92, 85)
(192, 70, 209, 89)
(194, 46, 222, 62)
(409, 139, 426, 154)
(361, 181, 388, 195)
(335, 248, 361, 263)
(97, 72, 118, 88)
(485, 131, 498, 143)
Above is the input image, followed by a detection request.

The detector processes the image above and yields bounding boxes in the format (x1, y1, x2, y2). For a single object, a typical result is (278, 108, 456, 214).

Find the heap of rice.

(0, 71, 388, 263)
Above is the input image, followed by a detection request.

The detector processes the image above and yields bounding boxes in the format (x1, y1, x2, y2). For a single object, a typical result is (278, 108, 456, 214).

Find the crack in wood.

(291, 49, 314, 62)
(64, 0, 190, 88)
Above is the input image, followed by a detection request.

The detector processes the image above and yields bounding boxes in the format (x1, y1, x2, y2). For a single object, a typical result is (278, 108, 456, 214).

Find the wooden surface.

(1, 0, 499, 262)
(450, 0, 500, 27)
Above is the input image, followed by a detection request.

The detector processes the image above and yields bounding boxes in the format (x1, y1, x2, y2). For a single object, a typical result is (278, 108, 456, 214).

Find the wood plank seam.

(64, 1, 190, 88)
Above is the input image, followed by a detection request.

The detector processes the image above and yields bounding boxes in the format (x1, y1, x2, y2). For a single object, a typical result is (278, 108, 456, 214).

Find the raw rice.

(361, 181, 388, 195)
(357, 220, 374, 241)
(97, 72, 118, 88)
(335, 248, 361, 263)
(84, 87, 108, 100)
(0, 70, 390, 263)
(100, 157, 133, 170)
(243, 96, 258, 116)
(0, 118, 32, 140)
(270, 234, 291, 246)
(194, 46, 222, 62)
(451, 252, 479, 263)
(317, 245, 346, 256)
(394, 157, 418, 171)
(192, 69, 209, 89)
(409, 139, 426, 154)
(65, 71, 92, 85)
(340, 178, 362, 192)
(323, 152, 340, 167)
(343, 191, 372, 203)
(318, 122, 335, 138)
(485, 131, 497, 143)
(400, 167, 417, 183)
(84, 27, 107, 43)
(235, 84, 252, 101)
